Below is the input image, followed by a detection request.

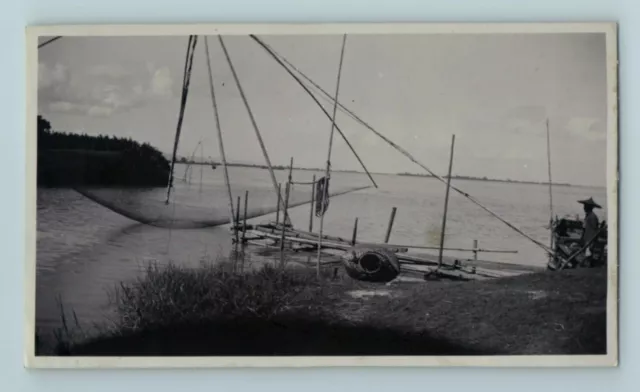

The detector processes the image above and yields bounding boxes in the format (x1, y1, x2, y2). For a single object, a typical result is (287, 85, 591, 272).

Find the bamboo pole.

(218, 36, 288, 220)
(198, 143, 204, 194)
(246, 224, 522, 255)
(242, 190, 249, 243)
(235, 196, 241, 244)
(546, 119, 554, 252)
(260, 231, 356, 251)
(38, 36, 63, 49)
(384, 207, 397, 243)
(275, 182, 281, 225)
(257, 225, 517, 254)
(166, 35, 198, 204)
(317, 34, 348, 279)
(285, 157, 294, 226)
(257, 224, 353, 245)
(204, 37, 235, 225)
(283, 182, 291, 225)
(351, 218, 359, 245)
(280, 182, 291, 266)
(309, 175, 316, 232)
(250, 35, 378, 189)
(438, 134, 456, 269)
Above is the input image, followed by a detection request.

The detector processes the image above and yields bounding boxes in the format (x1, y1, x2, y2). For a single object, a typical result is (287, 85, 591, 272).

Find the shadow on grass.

(36, 260, 609, 357)
(60, 316, 491, 356)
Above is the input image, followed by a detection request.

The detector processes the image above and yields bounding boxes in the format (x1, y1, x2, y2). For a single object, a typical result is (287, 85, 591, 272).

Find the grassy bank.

(38, 260, 607, 356)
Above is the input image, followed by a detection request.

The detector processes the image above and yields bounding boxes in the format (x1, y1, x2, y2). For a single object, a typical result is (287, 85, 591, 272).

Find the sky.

(37, 33, 608, 187)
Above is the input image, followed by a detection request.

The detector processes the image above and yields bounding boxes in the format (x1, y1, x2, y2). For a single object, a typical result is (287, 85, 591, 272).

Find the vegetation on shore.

(37, 115, 170, 187)
(37, 257, 607, 357)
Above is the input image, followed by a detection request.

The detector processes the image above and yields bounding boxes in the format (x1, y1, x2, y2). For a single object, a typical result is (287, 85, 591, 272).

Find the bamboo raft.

(230, 217, 543, 283)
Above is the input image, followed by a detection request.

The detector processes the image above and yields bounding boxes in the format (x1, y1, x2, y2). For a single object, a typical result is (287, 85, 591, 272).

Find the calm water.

(36, 164, 607, 334)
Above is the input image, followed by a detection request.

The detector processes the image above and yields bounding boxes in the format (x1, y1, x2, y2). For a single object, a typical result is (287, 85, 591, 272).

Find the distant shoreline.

(177, 160, 598, 188)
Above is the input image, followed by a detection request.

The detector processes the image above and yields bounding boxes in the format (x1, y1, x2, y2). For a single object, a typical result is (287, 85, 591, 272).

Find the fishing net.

(74, 178, 369, 230)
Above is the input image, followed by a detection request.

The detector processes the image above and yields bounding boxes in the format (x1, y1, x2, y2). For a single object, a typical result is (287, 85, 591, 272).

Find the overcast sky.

(37, 33, 608, 186)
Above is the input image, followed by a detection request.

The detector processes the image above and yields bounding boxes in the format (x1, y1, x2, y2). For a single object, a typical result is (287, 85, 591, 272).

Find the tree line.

(37, 115, 170, 187)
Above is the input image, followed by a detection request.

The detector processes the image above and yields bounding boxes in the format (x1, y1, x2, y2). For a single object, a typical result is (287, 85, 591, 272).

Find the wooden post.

(242, 190, 249, 243)
(235, 196, 241, 244)
(473, 239, 478, 261)
(280, 182, 291, 266)
(438, 134, 456, 268)
(384, 207, 397, 243)
(275, 182, 281, 225)
(309, 175, 316, 232)
(352, 217, 359, 245)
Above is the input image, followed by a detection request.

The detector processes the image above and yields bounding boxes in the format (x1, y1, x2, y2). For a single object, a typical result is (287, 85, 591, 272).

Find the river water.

(35, 164, 607, 335)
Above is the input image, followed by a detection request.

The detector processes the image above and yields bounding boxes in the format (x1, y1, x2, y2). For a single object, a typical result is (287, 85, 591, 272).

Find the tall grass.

(38, 258, 341, 355)
(107, 260, 335, 333)
(36, 294, 86, 355)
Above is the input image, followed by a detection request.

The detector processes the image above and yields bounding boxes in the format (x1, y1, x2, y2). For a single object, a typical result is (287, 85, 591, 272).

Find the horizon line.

(176, 158, 604, 189)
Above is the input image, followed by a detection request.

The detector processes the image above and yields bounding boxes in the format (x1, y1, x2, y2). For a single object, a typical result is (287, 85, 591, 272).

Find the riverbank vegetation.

(37, 115, 170, 187)
(37, 256, 607, 357)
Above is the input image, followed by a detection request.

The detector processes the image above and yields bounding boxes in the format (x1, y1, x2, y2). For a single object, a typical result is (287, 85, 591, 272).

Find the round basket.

(341, 247, 401, 283)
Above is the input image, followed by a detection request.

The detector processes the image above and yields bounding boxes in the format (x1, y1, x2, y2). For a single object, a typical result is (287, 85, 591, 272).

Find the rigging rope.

(218, 35, 292, 227)
(255, 35, 553, 255)
(204, 36, 236, 226)
(165, 35, 198, 204)
(250, 35, 378, 190)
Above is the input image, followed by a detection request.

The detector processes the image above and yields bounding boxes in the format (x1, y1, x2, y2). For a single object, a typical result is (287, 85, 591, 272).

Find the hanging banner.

(315, 177, 330, 217)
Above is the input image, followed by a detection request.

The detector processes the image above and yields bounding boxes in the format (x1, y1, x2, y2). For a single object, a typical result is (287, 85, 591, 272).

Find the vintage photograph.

(27, 23, 618, 366)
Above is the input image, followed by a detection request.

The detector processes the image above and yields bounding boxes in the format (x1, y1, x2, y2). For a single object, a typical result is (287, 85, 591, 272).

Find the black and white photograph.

(26, 23, 618, 366)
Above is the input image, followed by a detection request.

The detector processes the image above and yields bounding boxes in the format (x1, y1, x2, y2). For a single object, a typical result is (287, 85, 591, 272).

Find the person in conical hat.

(578, 197, 601, 248)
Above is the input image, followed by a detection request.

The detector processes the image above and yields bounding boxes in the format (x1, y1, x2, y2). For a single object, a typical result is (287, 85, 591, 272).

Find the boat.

(547, 216, 608, 271)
